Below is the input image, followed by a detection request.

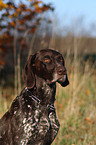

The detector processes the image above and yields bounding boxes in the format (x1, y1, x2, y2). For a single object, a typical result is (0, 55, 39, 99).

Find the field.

(0, 56, 96, 145)
(53, 60, 96, 145)
(0, 1, 96, 144)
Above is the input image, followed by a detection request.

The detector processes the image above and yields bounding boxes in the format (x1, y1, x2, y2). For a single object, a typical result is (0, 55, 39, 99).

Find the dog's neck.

(33, 76, 56, 105)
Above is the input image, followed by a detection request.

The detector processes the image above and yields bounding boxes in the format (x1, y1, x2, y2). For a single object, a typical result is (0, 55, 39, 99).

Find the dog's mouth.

(47, 74, 66, 85)
(57, 75, 66, 83)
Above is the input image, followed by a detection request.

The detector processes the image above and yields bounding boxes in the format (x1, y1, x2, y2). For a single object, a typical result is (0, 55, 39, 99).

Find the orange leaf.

(13, 12, 18, 17)
(16, 8, 21, 13)
(3, 33, 9, 38)
(21, 39, 25, 46)
(34, 8, 42, 13)
(8, 5, 15, 9)
(34, 4, 39, 9)
(9, 15, 13, 19)
(0, 48, 2, 52)
(0, 1, 7, 10)
(0, 35, 2, 39)
(10, 21, 16, 27)
(86, 90, 90, 95)
(0, 60, 5, 66)
(25, 8, 32, 12)
(18, 27, 26, 31)
(19, 4, 26, 9)
(18, 20, 25, 25)
(29, 27, 37, 33)
(85, 117, 91, 124)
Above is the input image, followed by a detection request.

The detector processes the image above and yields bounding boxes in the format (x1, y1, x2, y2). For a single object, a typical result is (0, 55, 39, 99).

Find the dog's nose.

(57, 67, 66, 75)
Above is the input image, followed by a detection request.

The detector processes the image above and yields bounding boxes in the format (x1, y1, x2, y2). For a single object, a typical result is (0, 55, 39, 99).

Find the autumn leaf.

(0, 56, 5, 65)
(16, 8, 21, 14)
(0, 35, 2, 39)
(0, 48, 2, 52)
(34, 4, 39, 9)
(35, 8, 42, 13)
(25, 8, 32, 12)
(19, 4, 26, 9)
(13, 12, 18, 17)
(8, 5, 14, 9)
(18, 19, 25, 25)
(0, 0, 53, 66)
(85, 117, 91, 124)
(3, 33, 9, 38)
(29, 27, 37, 33)
(18, 27, 26, 31)
(0, 0, 7, 10)
(86, 90, 90, 95)
(10, 21, 16, 27)
(9, 15, 13, 19)
(0, 61, 5, 65)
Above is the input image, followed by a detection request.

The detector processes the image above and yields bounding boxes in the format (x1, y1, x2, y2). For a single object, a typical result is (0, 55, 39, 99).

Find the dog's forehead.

(36, 49, 63, 59)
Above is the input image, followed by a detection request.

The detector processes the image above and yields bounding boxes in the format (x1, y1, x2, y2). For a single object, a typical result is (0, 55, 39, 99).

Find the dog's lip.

(47, 75, 66, 84)
(57, 75, 66, 82)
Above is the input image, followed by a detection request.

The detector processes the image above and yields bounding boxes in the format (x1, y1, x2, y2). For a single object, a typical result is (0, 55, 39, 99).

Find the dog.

(0, 49, 69, 145)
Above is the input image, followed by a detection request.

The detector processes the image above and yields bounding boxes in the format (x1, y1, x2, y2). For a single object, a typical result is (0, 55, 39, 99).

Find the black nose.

(57, 66, 66, 75)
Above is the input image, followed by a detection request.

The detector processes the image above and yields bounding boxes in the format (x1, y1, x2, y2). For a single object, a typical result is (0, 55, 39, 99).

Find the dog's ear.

(60, 74, 69, 87)
(23, 54, 36, 89)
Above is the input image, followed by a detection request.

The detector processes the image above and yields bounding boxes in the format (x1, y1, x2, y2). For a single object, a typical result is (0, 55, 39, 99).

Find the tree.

(0, 0, 54, 94)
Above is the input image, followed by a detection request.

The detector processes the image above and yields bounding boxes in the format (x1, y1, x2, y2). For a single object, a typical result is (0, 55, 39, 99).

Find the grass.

(0, 87, 14, 118)
(53, 61, 96, 145)
(0, 59, 96, 145)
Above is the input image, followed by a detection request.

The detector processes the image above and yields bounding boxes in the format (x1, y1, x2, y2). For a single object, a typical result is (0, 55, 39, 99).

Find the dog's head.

(23, 49, 69, 89)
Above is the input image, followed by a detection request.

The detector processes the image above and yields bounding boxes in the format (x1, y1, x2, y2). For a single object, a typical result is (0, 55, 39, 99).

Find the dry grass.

(0, 57, 96, 145)
(53, 60, 96, 145)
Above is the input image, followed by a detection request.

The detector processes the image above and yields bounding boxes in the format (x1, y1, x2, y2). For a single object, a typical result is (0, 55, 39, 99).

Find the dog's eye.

(60, 59, 63, 62)
(43, 58, 50, 63)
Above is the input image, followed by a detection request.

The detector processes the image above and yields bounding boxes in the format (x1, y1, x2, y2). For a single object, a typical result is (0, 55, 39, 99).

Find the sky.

(43, 0, 96, 34)
(15, 0, 96, 36)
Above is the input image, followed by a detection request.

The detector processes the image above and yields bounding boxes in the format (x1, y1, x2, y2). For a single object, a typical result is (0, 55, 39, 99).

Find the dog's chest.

(42, 82, 52, 96)
(21, 105, 59, 145)
(40, 82, 56, 101)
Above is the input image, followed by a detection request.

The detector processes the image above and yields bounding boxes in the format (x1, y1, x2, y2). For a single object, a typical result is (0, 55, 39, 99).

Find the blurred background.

(0, 0, 96, 144)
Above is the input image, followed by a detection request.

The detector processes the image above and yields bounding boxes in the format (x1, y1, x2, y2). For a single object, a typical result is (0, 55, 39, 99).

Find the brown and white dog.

(0, 49, 69, 145)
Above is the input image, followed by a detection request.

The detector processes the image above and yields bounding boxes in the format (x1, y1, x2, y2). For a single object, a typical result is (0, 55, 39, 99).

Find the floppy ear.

(23, 55, 36, 89)
(60, 74, 69, 87)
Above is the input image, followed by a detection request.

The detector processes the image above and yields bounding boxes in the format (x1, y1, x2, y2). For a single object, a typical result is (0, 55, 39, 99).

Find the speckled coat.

(0, 49, 69, 145)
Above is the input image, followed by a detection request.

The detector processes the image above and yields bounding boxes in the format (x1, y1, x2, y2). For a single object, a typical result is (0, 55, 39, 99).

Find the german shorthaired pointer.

(0, 49, 69, 145)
